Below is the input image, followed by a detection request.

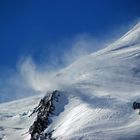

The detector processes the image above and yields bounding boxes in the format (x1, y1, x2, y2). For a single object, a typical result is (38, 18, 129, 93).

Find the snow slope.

(1, 22, 140, 140)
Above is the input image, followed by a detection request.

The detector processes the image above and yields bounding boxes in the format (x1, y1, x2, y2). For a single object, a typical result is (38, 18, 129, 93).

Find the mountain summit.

(0, 22, 140, 140)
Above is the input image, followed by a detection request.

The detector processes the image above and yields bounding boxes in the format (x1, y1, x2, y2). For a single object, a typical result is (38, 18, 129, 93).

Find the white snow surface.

(1, 22, 140, 140)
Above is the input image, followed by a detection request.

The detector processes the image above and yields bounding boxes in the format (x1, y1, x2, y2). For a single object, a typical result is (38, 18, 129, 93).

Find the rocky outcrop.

(29, 90, 60, 140)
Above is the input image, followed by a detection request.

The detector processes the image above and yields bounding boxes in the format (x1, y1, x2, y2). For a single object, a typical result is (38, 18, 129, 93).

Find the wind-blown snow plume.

(0, 22, 138, 102)
(16, 35, 105, 93)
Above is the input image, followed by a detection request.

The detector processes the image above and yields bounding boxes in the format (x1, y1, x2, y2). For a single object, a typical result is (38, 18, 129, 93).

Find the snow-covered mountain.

(1, 22, 140, 140)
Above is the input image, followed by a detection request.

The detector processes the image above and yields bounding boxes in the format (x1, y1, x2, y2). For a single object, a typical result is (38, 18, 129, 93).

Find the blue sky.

(0, 0, 140, 102)
(0, 0, 140, 69)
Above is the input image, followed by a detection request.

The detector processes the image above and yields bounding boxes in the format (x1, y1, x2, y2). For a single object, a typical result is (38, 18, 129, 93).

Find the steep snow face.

(105, 22, 140, 52)
(56, 22, 140, 98)
(1, 22, 140, 140)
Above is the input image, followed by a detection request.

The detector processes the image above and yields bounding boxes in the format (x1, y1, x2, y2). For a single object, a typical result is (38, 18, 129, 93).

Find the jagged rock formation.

(29, 90, 59, 140)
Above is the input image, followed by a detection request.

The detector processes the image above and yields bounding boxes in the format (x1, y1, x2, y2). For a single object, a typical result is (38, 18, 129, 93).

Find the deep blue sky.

(0, 0, 140, 69)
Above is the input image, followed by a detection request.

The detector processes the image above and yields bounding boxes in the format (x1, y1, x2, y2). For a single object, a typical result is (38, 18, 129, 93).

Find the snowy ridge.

(0, 22, 140, 140)
(100, 21, 140, 53)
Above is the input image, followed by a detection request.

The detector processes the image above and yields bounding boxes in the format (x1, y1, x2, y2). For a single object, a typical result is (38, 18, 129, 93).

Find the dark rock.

(29, 90, 59, 140)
